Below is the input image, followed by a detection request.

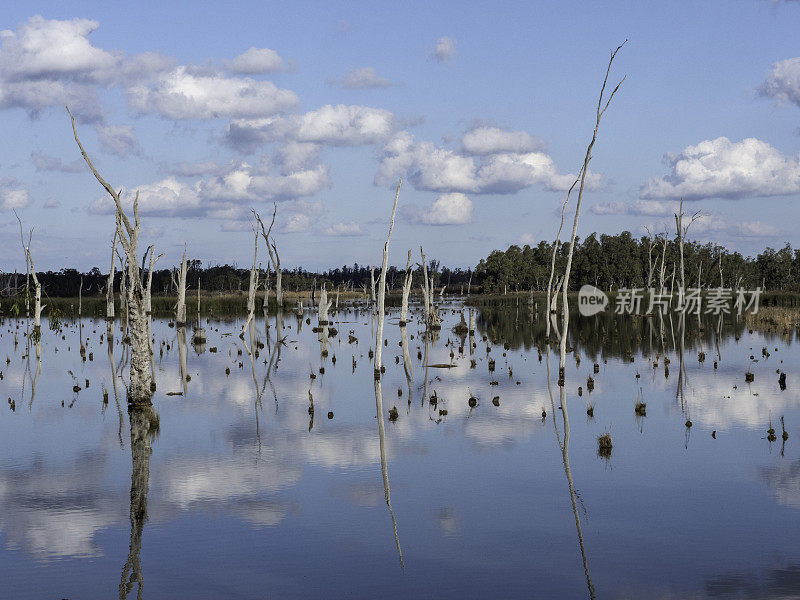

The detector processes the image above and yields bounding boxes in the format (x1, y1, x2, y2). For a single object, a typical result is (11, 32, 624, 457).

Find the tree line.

(475, 232, 799, 293)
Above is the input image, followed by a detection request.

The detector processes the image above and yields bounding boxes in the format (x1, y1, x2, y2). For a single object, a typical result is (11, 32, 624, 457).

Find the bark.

(374, 180, 401, 376)
(400, 250, 412, 325)
(318, 286, 332, 325)
(143, 247, 162, 315)
(107, 227, 118, 320)
(174, 250, 188, 326)
(69, 106, 152, 403)
(419, 247, 441, 330)
(560, 42, 626, 371)
(370, 267, 376, 304)
(256, 205, 282, 307)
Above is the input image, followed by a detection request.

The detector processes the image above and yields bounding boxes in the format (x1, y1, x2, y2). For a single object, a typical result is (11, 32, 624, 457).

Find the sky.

(1, 0, 799, 272)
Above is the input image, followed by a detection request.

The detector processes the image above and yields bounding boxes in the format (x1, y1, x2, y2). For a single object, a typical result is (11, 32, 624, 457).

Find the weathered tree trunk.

(144, 246, 162, 315)
(370, 267, 376, 305)
(400, 250, 412, 326)
(107, 230, 117, 321)
(174, 250, 188, 326)
(29, 255, 44, 331)
(374, 180, 401, 377)
(242, 219, 260, 338)
(256, 204, 282, 307)
(560, 43, 626, 371)
(419, 247, 441, 330)
(69, 106, 152, 403)
(318, 286, 332, 325)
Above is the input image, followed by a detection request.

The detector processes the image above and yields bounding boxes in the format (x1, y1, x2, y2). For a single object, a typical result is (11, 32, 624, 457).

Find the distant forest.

(1, 231, 798, 298)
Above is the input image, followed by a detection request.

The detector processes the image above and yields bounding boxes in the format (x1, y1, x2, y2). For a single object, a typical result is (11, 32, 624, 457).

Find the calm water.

(1, 301, 799, 599)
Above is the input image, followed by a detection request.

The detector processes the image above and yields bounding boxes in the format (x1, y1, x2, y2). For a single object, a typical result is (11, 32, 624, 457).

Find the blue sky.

(1, 0, 799, 272)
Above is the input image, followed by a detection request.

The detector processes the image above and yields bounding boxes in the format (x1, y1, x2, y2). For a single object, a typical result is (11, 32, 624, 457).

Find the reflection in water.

(177, 325, 188, 397)
(120, 402, 158, 600)
(374, 378, 404, 569)
(108, 327, 124, 446)
(546, 346, 595, 599)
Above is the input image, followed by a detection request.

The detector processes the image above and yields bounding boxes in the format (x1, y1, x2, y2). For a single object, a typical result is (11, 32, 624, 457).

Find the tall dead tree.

(559, 42, 626, 367)
(106, 229, 118, 323)
(419, 247, 441, 330)
(143, 245, 163, 315)
(257, 204, 282, 307)
(173, 249, 188, 326)
(674, 198, 702, 294)
(399, 250, 413, 326)
(69, 106, 152, 403)
(15, 212, 45, 331)
(242, 213, 260, 338)
(546, 176, 579, 339)
(374, 180, 401, 377)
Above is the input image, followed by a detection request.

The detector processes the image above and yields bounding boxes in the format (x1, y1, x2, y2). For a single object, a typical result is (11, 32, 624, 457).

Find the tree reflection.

(374, 377, 404, 569)
(119, 401, 158, 599)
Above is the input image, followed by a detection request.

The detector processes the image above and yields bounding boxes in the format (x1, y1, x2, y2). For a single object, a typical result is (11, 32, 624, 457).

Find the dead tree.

(374, 180, 401, 377)
(674, 198, 703, 294)
(69, 106, 152, 403)
(318, 285, 332, 325)
(143, 246, 163, 315)
(559, 42, 626, 366)
(15, 212, 45, 330)
(419, 247, 441, 330)
(172, 249, 188, 326)
(242, 214, 260, 338)
(399, 250, 413, 326)
(257, 204, 282, 307)
(106, 229, 118, 322)
(370, 267, 376, 305)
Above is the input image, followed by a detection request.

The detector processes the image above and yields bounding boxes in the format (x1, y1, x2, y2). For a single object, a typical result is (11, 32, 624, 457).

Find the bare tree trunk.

(318, 285, 332, 325)
(174, 250, 188, 326)
(107, 230, 118, 321)
(546, 179, 578, 339)
(560, 42, 626, 370)
(370, 267, 376, 305)
(69, 106, 152, 403)
(400, 250, 412, 326)
(374, 180, 401, 377)
(144, 246, 162, 315)
(256, 204, 282, 307)
(419, 247, 441, 330)
(242, 219, 260, 338)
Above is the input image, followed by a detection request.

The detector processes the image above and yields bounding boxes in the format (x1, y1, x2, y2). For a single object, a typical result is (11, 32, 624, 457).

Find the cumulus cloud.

(0, 177, 30, 210)
(433, 36, 456, 64)
(127, 66, 298, 120)
(31, 151, 84, 173)
(226, 104, 394, 150)
(641, 137, 800, 200)
(94, 123, 141, 157)
(223, 104, 395, 153)
(760, 57, 800, 107)
(225, 47, 285, 74)
(376, 131, 597, 195)
(89, 157, 330, 218)
(322, 221, 364, 236)
(0, 17, 175, 121)
(461, 126, 544, 155)
(326, 67, 395, 89)
(407, 193, 473, 225)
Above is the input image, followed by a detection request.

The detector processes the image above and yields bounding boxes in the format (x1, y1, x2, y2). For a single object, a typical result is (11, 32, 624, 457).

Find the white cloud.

(735, 220, 781, 237)
(0, 178, 30, 210)
(225, 47, 285, 74)
(94, 123, 141, 157)
(224, 104, 395, 152)
(641, 137, 800, 200)
(89, 156, 330, 218)
(376, 131, 596, 195)
(323, 221, 364, 236)
(461, 126, 543, 155)
(0, 16, 119, 81)
(410, 193, 473, 225)
(43, 198, 60, 209)
(760, 57, 800, 107)
(434, 37, 456, 64)
(163, 161, 223, 177)
(326, 67, 395, 89)
(127, 66, 299, 120)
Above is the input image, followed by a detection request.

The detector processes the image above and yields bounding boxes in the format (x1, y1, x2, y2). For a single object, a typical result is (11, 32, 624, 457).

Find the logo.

(578, 285, 609, 316)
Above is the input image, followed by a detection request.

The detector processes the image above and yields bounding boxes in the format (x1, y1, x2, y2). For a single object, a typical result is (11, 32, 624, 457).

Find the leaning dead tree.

(558, 42, 626, 365)
(15, 211, 45, 330)
(545, 176, 579, 340)
(172, 249, 188, 326)
(257, 204, 283, 307)
(69, 106, 152, 403)
(374, 180, 402, 377)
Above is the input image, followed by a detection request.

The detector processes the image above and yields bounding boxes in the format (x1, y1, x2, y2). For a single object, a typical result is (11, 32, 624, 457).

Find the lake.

(1, 299, 799, 599)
